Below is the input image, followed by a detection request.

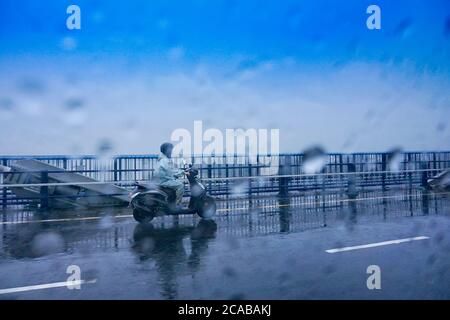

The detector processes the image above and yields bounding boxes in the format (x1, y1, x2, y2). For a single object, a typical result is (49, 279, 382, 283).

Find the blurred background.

(0, 0, 449, 155)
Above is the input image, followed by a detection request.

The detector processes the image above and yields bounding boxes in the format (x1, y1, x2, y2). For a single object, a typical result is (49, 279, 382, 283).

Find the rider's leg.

(175, 183, 185, 205)
(160, 180, 184, 206)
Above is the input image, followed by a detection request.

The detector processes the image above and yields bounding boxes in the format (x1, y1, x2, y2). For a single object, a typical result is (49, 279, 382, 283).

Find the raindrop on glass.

(302, 146, 327, 174)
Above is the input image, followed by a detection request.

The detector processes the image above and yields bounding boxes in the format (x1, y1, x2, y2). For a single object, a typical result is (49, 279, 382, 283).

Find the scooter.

(129, 164, 216, 223)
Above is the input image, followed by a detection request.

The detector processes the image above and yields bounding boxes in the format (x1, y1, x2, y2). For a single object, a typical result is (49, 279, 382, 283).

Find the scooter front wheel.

(133, 208, 155, 223)
(197, 196, 216, 219)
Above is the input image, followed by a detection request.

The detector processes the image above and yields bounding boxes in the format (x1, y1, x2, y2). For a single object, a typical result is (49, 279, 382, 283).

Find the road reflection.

(0, 189, 449, 261)
(131, 220, 217, 299)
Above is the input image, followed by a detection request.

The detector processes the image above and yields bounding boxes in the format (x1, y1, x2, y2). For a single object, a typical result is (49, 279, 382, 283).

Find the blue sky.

(0, 0, 449, 154)
(0, 0, 450, 67)
(1, 0, 449, 68)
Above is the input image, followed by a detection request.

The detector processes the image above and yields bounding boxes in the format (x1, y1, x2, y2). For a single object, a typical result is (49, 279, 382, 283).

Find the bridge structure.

(0, 151, 449, 209)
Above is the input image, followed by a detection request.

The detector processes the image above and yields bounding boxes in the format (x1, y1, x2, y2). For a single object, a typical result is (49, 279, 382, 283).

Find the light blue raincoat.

(154, 153, 185, 203)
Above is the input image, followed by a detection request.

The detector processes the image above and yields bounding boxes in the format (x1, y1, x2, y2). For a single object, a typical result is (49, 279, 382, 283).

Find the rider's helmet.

(160, 142, 174, 158)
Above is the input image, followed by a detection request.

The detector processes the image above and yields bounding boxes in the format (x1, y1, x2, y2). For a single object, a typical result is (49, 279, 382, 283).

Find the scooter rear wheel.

(133, 208, 155, 223)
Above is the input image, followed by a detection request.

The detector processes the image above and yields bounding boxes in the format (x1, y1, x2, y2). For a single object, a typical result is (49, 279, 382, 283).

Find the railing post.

(279, 156, 291, 197)
(207, 164, 212, 195)
(248, 163, 252, 198)
(346, 163, 358, 199)
(279, 158, 286, 196)
(2, 159, 7, 209)
(421, 161, 429, 189)
(407, 153, 412, 188)
(433, 152, 437, 170)
(339, 154, 343, 173)
(40, 171, 49, 210)
(381, 153, 387, 190)
(256, 155, 260, 176)
(118, 157, 122, 182)
(339, 154, 344, 190)
(113, 158, 118, 181)
(1, 184, 5, 210)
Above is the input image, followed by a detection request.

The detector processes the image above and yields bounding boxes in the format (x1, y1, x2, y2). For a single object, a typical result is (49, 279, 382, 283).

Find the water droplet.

(249, 208, 260, 222)
(322, 264, 337, 275)
(96, 139, 114, 156)
(427, 254, 437, 266)
(167, 46, 185, 60)
(226, 237, 240, 250)
(123, 120, 139, 141)
(393, 18, 413, 38)
(18, 78, 45, 95)
(99, 215, 114, 229)
(434, 231, 445, 244)
(222, 266, 238, 278)
(60, 36, 77, 51)
(65, 97, 84, 110)
(255, 177, 269, 187)
(62, 97, 86, 126)
(0, 97, 14, 111)
(231, 181, 248, 197)
(302, 146, 327, 174)
(387, 148, 403, 172)
(140, 237, 155, 252)
(436, 122, 446, 132)
(444, 16, 450, 37)
(228, 293, 245, 300)
(31, 232, 64, 257)
(277, 272, 291, 282)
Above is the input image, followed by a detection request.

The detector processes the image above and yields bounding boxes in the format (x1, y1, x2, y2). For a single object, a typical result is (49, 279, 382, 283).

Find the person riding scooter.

(154, 142, 186, 207)
(130, 149, 216, 223)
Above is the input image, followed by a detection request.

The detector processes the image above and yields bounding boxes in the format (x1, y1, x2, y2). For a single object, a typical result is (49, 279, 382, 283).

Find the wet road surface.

(0, 188, 449, 299)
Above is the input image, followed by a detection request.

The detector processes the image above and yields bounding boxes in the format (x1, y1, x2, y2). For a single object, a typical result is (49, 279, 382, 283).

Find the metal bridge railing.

(1, 151, 450, 208)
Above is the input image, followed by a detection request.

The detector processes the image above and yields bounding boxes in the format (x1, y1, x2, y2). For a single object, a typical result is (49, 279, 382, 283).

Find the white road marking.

(0, 279, 97, 295)
(325, 236, 430, 253)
